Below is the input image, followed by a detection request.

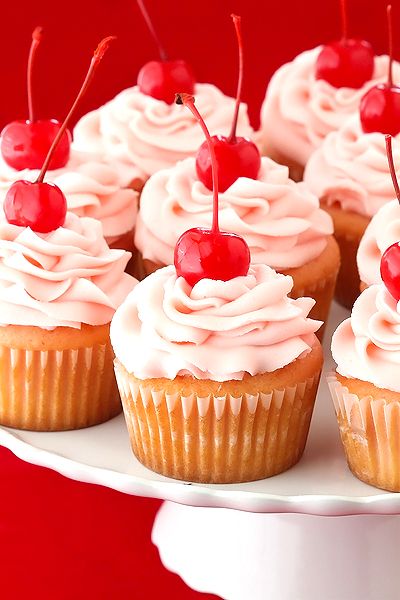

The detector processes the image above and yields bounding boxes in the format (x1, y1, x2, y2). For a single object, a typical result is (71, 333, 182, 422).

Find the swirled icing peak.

(73, 83, 253, 176)
(260, 47, 400, 167)
(135, 156, 333, 269)
(332, 284, 400, 392)
(110, 264, 321, 381)
(304, 116, 400, 217)
(0, 212, 136, 329)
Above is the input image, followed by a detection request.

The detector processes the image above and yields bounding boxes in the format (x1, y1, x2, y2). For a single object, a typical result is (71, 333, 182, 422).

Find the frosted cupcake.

(328, 281, 400, 491)
(0, 211, 136, 431)
(112, 264, 322, 483)
(304, 116, 400, 307)
(135, 156, 339, 333)
(259, 47, 400, 181)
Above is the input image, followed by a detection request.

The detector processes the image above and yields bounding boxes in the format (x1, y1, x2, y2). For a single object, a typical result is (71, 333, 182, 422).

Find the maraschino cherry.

(315, 0, 374, 88)
(0, 27, 72, 171)
(3, 37, 115, 234)
(380, 135, 400, 300)
(360, 5, 400, 136)
(174, 93, 250, 286)
(136, 0, 195, 104)
(195, 15, 260, 193)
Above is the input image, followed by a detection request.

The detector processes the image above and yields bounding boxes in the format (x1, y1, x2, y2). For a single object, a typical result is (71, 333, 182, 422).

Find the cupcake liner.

(115, 361, 321, 483)
(0, 341, 120, 431)
(327, 373, 400, 492)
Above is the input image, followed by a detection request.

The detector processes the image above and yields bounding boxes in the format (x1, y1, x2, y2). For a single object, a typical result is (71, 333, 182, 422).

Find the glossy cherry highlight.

(360, 5, 400, 136)
(0, 27, 71, 170)
(195, 14, 260, 192)
(380, 135, 400, 300)
(174, 93, 250, 286)
(315, 0, 374, 89)
(4, 36, 115, 234)
(136, 0, 195, 104)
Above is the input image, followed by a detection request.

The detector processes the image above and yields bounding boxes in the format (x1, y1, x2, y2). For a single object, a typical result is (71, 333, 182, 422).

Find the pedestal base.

(152, 501, 400, 600)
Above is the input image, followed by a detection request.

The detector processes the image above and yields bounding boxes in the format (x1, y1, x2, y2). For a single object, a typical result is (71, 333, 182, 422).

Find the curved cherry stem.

(387, 4, 394, 87)
(385, 135, 400, 203)
(27, 26, 43, 122)
(340, 0, 349, 42)
(137, 0, 168, 62)
(228, 14, 243, 144)
(36, 36, 115, 183)
(176, 93, 219, 233)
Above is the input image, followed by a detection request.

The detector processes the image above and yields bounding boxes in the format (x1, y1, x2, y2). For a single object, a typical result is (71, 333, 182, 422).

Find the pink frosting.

(110, 264, 321, 381)
(73, 83, 253, 177)
(0, 212, 136, 329)
(0, 151, 140, 240)
(135, 157, 332, 268)
(332, 284, 400, 393)
(357, 200, 400, 286)
(260, 47, 400, 167)
(304, 116, 399, 217)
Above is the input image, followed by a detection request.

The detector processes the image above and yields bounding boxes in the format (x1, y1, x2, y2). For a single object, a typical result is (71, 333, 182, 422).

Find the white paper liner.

(114, 362, 320, 483)
(327, 373, 400, 491)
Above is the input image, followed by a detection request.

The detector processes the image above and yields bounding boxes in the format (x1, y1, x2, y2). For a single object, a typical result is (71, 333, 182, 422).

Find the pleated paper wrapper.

(115, 360, 321, 484)
(328, 373, 400, 492)
(0, 340, 121, 431)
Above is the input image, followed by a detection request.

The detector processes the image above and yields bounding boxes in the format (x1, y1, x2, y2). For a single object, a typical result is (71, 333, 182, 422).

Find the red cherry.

(136, 0, 195, 104)
(175, 93, 250, 286)
(4, 180, 67, 233)
(315, 0, 374, 89)
(1, 119, 71, 170)
(195, 15, 261, 192)
(380, 241, 400, 301)
(196, 135, 260, 192)
(3, 37, 115, 233)
(175, 228, 250, 287)
(137, 59, 195, 104)
(360, 6, 400, 136)
(0, 27, 73, 170)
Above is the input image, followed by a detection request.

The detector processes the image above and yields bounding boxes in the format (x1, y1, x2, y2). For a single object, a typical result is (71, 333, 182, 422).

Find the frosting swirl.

(73, 83, 253, 176)
(110, 264, 321, 381)
(135, 157, 333, 269)
(260, 47, 400, 167)
(304, 116, 400, 217)
(0, 151, 140, 240)
(357, 200, 400, 286)
(0, 212, 136, 329)
(332, 284, 400, 392)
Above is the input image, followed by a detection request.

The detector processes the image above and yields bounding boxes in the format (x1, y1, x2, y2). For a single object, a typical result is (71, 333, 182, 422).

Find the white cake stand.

(1, 303, 400, 600)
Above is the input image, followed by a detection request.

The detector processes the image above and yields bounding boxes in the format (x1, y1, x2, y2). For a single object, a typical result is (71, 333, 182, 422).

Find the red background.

(0, 0, 395, 598)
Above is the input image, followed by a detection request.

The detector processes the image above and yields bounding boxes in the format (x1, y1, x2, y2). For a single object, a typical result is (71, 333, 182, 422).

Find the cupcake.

(135, 156, 339, 335)
(304, 116, 400, 308)
(0, 150, 140, 257)
(328, 281, 400, 491)
(111, 263, 323, 483)
(259, 47, 400, 182)
(357, 199, 400, 290)
(0, 211, 136, 431)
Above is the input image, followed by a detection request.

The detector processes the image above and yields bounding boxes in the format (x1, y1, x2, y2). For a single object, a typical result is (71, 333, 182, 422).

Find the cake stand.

(1, 303, 400, 600)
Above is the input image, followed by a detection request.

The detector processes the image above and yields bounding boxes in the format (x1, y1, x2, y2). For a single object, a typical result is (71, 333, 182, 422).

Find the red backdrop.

(0, 1, 394, 598)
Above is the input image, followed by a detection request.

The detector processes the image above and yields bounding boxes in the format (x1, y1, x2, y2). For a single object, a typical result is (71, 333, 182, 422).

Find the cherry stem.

(137, 0, 168, 62)
(387, 4, 394, 87)
(27, 26, 43, 123)
(340, 0, 348, 42)
(176, 93, 219, 233)
(36, 36, 115, 183)
(228, 14, 243, 144)
(385, 135, 400, 204)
